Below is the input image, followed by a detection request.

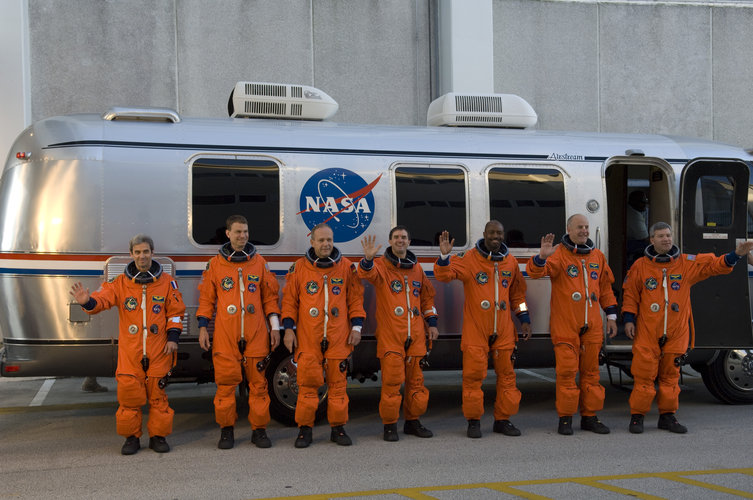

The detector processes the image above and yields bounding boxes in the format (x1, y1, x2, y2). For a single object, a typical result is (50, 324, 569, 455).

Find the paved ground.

(0, 366, 751, 500)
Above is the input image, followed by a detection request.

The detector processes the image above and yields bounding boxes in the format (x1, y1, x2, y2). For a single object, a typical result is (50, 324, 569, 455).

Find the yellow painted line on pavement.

(257, 467, 753, 500)
(570, 478, 665, 499)
(485, 484, 551, 499)
(655, 471, 753, 499)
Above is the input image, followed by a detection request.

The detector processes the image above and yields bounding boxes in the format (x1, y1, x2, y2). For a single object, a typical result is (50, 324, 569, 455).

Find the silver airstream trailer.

(1, 82, 751, 424)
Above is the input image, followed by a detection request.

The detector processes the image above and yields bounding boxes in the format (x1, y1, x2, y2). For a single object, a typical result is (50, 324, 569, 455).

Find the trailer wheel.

(266, 348, 328, 426)
(699, 349, 753, 404)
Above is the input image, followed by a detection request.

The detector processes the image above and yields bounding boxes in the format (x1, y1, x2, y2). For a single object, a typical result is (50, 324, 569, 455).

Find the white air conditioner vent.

(246, 83, 286, 97)
(427, 92, 537, 128)
(246, 101, 286, 115)
(457, 115, 506, 124)
(455, 95, 504, 113)
(229, 81, 338, 120)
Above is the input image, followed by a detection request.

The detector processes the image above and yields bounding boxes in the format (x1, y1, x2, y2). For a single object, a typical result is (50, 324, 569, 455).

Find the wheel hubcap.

(723, 349, 753, 391)
(272, 355, 328, 412)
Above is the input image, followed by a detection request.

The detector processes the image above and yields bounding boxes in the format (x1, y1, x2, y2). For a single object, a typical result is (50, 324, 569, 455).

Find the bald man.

(527, 214, 618, 436)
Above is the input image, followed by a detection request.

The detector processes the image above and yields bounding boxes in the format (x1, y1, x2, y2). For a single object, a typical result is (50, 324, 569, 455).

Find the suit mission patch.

(645, 277, 658, 291)
(670, 274, 682, 290)
(475, 272, 488, 284)
(124, 297, 138, 311)
(306, 280, 319, 294)
(567, 265, 579, 278)
(221, 277, 234, 291)
(390, 280, 403, 293)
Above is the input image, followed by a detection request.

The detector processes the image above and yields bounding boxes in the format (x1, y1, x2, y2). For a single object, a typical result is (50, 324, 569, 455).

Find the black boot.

(558, 416, 573, 435)
(658, 413, 687, 433)
(467, 419, 482, 438)
(493, 419, 521, 436)
(330, 425, 352, 446)
(629, 414, 644, 434)
(218, 426, 234, 449)
(403, 419, 433, 438)
(148, 436, 170, 453)
(383, 423, 399, 442)
(251, 428, 272, 448)
(294, 426, 313, 448)
(580, 415, 610, 434)
(121, 435, 140, 455)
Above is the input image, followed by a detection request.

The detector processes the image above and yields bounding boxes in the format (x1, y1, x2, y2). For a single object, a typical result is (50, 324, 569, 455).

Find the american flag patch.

(170, 280, 179, 289)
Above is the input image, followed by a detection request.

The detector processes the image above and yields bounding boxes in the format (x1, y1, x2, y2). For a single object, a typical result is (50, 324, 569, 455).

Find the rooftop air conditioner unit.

(427, 92, 537, 128)
(228, 82, 338, 120)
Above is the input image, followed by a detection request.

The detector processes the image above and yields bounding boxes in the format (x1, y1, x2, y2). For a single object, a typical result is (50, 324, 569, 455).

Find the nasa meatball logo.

(298, 168, 381, 242)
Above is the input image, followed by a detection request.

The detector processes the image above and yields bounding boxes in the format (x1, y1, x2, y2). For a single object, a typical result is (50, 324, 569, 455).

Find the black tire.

(699, 349, 753, 404)
(266, 347, 328, 426)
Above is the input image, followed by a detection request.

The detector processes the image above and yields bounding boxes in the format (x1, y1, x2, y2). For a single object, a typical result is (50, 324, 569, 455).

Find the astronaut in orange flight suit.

(358, 226, 439, 442)
(70, 234, 184, 455)
(197, 215, 281, 450)
(435, 220, 532, 439)
(622, 221, 753, 434)
(282, 223, 365, 448)
(527, 214, 618, 436)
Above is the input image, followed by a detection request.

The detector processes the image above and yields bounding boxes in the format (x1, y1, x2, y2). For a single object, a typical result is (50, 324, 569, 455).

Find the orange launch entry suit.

(84, 261, 185, 439)
(622, 245, 738, 415)
(197, 242, 281, 430)
(358, 247, 438, 425)
(282, 247, 365, 428)
(526, 236, 618, 417)
(435, 240, 530, 421)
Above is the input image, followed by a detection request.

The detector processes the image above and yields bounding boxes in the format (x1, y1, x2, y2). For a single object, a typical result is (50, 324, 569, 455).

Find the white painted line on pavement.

(518, 369, 556, 383)
(29, 378, 55, 406)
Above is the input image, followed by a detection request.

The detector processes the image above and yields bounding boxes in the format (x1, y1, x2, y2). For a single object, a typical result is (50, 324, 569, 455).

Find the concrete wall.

(493, 0, 753, 147)
(0, 0, 31, 166)
(10, 0, 753, 148)
(27, 0, 432, 126)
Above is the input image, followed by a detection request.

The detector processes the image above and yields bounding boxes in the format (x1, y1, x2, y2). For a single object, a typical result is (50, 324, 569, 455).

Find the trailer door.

(680, 158, 752, 347)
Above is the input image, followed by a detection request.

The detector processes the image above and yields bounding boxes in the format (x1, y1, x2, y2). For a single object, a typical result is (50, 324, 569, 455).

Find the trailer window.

(694, 175, 734, 228)
(191, 159, 280, 245)
(394, 166, 467, 246)
(488, 167, 565, 247)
